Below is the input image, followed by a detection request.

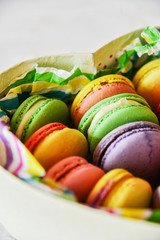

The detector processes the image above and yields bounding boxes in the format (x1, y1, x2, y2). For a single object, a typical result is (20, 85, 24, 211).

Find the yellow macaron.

(25, 122, 88, 170)
(87, 168, 152, 208)
(133, 58, 160, 112)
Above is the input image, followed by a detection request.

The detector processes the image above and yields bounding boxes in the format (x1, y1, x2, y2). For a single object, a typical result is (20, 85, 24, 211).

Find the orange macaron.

(25, 123, 88, 170)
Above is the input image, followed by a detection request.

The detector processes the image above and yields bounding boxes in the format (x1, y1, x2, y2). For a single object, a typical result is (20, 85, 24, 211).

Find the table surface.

(0, 0, 160, 239)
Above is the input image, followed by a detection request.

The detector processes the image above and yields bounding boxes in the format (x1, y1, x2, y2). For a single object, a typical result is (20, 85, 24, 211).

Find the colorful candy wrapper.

(136, 26, 160, 56)
(117, 26, 160, 73)
(23, 177, 76, 202)
(0, 26, 160, 119)
(0, 121, 45, 179)
(91, 206, 160, 224)
(0, 64, 95, 115)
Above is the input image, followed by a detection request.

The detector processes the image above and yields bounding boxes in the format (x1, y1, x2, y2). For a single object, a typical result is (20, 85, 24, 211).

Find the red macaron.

(45, 156, 105, 202)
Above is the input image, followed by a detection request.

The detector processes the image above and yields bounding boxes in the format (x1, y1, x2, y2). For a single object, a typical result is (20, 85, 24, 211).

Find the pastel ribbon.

(0, 121, 45, 179)
(23, 177, 77, 202)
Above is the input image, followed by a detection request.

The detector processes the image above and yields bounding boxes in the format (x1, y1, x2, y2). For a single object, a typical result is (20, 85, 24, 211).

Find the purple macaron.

(92, 121, 160, 187)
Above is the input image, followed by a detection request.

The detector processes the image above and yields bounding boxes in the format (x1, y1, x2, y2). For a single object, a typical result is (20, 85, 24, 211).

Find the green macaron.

(78, 93, 159, 153)
(10, 95, 69, 143)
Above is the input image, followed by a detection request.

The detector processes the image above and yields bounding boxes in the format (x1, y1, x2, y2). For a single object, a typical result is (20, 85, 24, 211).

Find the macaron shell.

(102, 177, 152, 208)
(25, 122, 67, 152)
(59, 163, 104, 202)
(21, 98, 69, 142)
(135, 67, 160, 112)
(87, 169, 152, 208)
(45, 156, 105, 202)
(93, 121, 160, 186)
(73, 82, 136, 127)
(71, 74, 135, 124)
(32, 128, 88, 170)
(133, 58, 160, 87)
(89, 104, 159, 153)
(45, 156, 88, 180)
(10, 95, 46, 134)
(87, 169, 133, 206)
(78, 93, 151, 136)
(93, 121, 159, 166)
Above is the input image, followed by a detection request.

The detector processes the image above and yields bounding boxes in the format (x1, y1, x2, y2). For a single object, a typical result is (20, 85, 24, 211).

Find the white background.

(0, 0, 160, 72)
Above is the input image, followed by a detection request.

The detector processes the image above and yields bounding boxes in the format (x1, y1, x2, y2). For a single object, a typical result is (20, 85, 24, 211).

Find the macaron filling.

(78, 93, 151, 136)
(88, 99, 140, 135)
(74, 83, 136, 127)
(16, 100, 44, 139)
(10, 95, 46, 134)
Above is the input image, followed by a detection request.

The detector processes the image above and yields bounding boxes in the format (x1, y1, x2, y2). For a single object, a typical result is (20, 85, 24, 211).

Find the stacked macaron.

(71, 74, 137, 127)
(78, 93, 158, 153)
(71, 74, 159, 154)
(3, 61, 160, 222)
(10, 95, 69, 143)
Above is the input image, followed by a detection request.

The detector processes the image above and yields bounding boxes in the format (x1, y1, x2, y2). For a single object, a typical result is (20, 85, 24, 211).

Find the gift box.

(0, 26, 160, 240)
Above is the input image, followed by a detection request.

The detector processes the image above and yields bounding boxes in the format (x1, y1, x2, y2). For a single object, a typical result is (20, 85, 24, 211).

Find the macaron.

(45, 156, 105, 202)
(152, 185, 160, 209)
(92, 121, 160, 187)
(78, 93, 159, 153)
(10, 95, 69, 143)
(133, 58, 160, 112)
(71, 74, 136, 127)
(87, 168, 152, 208)
(25, 123, 88, 170)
